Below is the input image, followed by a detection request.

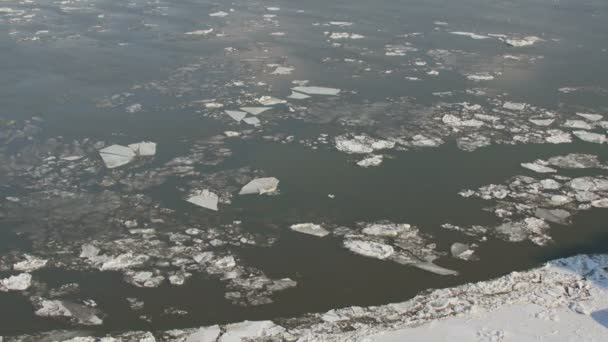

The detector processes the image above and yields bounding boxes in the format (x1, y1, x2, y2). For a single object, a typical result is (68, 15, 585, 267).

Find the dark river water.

(1, 0, 608, 337)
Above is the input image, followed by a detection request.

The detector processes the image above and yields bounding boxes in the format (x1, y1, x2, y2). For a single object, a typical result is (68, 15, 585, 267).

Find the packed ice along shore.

(4, 253, 607, 341)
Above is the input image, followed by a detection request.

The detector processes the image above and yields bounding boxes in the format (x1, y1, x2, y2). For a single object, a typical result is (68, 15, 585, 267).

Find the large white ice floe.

(0, 273, 32, 291)
(224, 110, 247, 122)
(187, 190, 219, 211)
(290, 223, 330, 237)
(239, 177, 279, 195)
(99, 144, 136, 169)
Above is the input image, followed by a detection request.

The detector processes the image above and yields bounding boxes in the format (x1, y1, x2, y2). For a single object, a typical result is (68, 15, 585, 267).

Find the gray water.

(1, 0, 608, 336)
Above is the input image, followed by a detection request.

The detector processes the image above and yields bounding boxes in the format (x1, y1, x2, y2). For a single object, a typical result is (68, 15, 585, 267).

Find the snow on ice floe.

(209, 11, 229, 17)
(357, 155, 384, 167)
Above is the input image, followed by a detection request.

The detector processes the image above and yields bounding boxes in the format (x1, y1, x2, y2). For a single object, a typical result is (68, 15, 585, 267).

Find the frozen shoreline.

(5, 253, 607, 341)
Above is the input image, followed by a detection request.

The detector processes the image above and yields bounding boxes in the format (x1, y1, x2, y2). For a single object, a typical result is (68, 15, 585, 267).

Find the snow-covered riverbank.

(4, 254, 607, 341)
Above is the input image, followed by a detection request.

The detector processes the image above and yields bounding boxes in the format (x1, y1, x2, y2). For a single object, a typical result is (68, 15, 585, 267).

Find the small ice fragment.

(450, 243, 475, 261)
(467, 73, 494, 81)
(271, 66, 294, 75)
(185, 29, 214, 36)
(292, 86, 340, 96)
(356, 155, 383, 167)
(125, 104, 142, 113)
(290, 223, 330, 237)
(204, 102, 224, 109)
(287, 91, 311, 100)
(502, 36, 543, 47)
(99, 144, 136, 169)
(187, 190, 219, 211)
(243, 117, 261, 126)
(449, 31, 490, 40)
(343, 240, 394, 260)
(209, 11, 228, 17)
(239, 177, 279, 195)
(503, 101, 526, 111)
(529, 118, 554, 126)
(240, 107, 271, 115)
(128, 141, 156, 156)
(521, 162, 557, 173)
(225, 110, 247, 122)
(328, 22, 353, 27)
(257, 96, 286, 106)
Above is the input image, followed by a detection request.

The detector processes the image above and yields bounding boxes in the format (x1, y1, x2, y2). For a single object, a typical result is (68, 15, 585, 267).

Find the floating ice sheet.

(187, 190, 219, 211)
(292, 86, 341, 96)
(239, 177, 279, 195)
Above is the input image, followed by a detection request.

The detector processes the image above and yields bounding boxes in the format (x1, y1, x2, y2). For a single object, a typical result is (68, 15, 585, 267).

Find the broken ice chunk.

(529, 118, 554, 126)
(495, 218, 551, 246)
(501, 36, 543, 47)
(450, 243, 476, 261)
(535, 208, 571, 225)
(34, 299, 103, 326)
(563, 120, 593, 130)
(576, 113, 603, 122)
(290, 223, 330, 237)
(271, 66, 294, 75)
(99, 144, 136, 169)
(240, 107, 271, 115)
(292, 86, 340, 96)
(547, 154, 603, 169)
(225, 110, 247, 122)
(573, 130, 606, 144)
(187, 190, 219, 211)
(449, 31, 490, 40)
(521, 162, 557, 173)
(243, 117, 261, 127)
(343, 240, 394, 260)
(356, 155, 383, 167)
(257, 96, 286, 106)
(185, 29, 214, 36)
(209, 11, 228, 17)
(502, 102, 526, 111)
(335, 135, 395, 154)
(239, 177, 279, 195)
(0, 273, 32, 292)
(287, 91, 311, 100)
(13, 255, 48, 272)
(128, 141, 156, 156)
